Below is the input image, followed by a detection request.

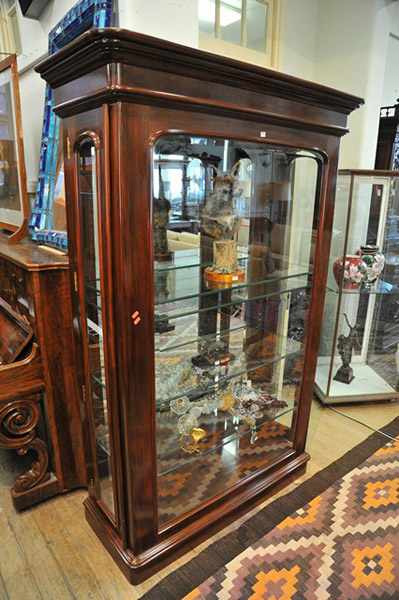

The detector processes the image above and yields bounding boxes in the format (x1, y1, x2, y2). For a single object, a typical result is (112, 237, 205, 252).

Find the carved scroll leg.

(14, 438, 50, 493)
(0, 396, 51, 496)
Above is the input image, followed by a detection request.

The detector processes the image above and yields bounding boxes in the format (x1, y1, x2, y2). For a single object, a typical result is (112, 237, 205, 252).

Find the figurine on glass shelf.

(169, 395, 208, 454)
(153, 196, 173, 261)
(154, 313, 175, 334)
(191, 339, 235, 369)
(334, 313, 360, 384)
(201, 163, 245, 286)
(231, 380, 287, 444)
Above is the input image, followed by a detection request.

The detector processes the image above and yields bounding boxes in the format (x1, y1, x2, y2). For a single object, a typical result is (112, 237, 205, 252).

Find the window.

(199, 0, 279, 67)
(0, 0, 21, 54)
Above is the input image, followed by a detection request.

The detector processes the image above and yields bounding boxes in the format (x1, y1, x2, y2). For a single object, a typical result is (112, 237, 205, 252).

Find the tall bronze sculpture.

(334, 313, 360, 384)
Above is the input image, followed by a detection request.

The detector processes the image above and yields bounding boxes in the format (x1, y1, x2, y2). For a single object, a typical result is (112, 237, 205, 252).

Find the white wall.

(313, 0, 385, 169)
(17, 0, 199, 191)
(279, 0, 399, 170)
(118, 0, 199, 48)
(278, 0, 319, 81)
(17, 0, 78, 191)
(382, 33, 399, 106)
(14, 0, 399, 189)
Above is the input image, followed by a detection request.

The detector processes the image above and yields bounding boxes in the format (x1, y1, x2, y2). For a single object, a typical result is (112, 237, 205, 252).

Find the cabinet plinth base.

(84, 452, 309, 584)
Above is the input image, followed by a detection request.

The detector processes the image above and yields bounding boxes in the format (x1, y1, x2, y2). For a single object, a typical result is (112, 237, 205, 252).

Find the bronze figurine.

(334, 313, 360, 384)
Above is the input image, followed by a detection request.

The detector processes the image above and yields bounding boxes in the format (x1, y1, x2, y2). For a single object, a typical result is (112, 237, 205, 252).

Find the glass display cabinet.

(36, 29, 362, 582)
(315, 170, 399, 404)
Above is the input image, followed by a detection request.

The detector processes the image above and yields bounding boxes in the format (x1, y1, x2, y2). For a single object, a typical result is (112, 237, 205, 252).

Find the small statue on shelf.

(201, 166, 241, 240)
(201, 162, 245, 286)
(153, 196, 173, 262)
(334, 313, 360, 384)
(231, 380, 287, 444)
(154, 313, 175, 334)
(191, 339, 235, 369)
(169, 395, 208, 454)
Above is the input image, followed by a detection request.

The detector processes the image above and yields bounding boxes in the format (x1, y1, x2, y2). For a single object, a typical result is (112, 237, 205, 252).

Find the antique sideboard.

(0, 236, 86, 509)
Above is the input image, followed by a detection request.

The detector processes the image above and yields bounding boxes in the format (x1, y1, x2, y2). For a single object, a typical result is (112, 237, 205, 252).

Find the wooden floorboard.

(0, 490, 43, 600)
(0, 399, 397, 599)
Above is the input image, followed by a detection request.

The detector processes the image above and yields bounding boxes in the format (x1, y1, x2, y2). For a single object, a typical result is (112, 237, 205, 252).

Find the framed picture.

(0, 55, 29, 243)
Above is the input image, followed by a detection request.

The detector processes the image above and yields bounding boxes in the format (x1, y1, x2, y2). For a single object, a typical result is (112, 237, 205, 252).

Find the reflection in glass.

(199, 0, 216, 35)
(220, 0, 242, 45)
(152, 135, 320, 525)
(51, 122, 67, 232)
(246, 0, 268, 52)
(0, 74, 21, 224)
(79, 139, 115, 518)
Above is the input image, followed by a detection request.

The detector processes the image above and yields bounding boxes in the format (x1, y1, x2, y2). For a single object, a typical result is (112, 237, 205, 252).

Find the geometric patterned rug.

(142, 417, 399, 600)
(186, 436, 399, 599)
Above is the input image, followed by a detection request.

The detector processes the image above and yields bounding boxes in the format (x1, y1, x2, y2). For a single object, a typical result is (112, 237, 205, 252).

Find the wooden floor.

(0, 398, 398, 600)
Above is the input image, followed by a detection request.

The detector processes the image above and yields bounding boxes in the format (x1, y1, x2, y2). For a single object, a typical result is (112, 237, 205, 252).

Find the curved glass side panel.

(152, 135, 321, 526)
(78, 138, 115, 518)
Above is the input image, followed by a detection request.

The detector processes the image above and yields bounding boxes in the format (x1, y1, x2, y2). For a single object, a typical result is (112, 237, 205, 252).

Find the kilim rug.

(142, 417, 399, 600)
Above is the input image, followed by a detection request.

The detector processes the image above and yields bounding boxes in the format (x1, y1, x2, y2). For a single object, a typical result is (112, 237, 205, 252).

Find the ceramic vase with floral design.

(333, 246, 385, 291)
(357, 245, 385, 290)
(333, 255, 364, 290)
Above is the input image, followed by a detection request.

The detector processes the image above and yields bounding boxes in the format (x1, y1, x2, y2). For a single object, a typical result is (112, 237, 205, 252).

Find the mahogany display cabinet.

(36, 28, 363, 582)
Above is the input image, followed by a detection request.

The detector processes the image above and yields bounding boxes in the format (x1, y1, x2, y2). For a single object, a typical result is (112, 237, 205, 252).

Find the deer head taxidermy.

(201, 161, 244, 240)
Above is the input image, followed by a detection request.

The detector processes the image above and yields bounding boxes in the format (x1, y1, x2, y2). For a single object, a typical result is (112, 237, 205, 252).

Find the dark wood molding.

(53, 84, 351, 137)
(36, 28, 363, 116)
(84, 453, 309, 584)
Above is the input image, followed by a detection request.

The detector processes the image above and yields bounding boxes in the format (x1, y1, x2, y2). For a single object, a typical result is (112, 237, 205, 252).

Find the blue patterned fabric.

(29, 0, 113, 249)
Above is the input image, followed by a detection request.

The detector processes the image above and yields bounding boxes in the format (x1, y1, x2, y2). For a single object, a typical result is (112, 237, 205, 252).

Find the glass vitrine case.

(36, 29, 362, 582)
(315, 170, 399, 404)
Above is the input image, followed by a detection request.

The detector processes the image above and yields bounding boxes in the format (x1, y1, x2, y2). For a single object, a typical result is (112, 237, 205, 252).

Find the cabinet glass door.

(152, 135, 321, 525)
(77, 138, 115, 518)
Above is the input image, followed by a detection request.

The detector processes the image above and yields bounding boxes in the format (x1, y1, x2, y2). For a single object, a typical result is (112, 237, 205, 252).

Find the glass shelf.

(157, 278, 310, 322)
(154, 248, 312, 275)
(156, 269, 310, 307)
(157, 402, 295, 477)
(155, 249, 248, 273)
(156, 348, 302, 409)
(92, 347, 303, 408)
(87, 272, 310, 316)
(155, 321, 248, 353)
(93, 400, 295, 472)
(327, 282, 398, 295)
